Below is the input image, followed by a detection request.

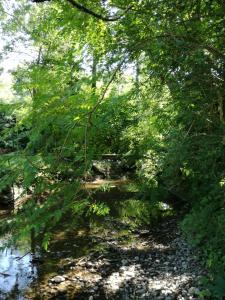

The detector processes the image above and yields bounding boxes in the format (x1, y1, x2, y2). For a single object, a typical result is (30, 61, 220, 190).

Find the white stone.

(50, 275, 65, 284)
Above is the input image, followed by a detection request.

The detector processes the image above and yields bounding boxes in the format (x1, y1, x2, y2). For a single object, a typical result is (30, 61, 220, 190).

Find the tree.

(0, 0, 225, 296)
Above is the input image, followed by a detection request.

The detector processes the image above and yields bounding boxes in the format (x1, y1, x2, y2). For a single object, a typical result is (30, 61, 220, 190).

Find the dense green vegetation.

(0, 0, 225, 297)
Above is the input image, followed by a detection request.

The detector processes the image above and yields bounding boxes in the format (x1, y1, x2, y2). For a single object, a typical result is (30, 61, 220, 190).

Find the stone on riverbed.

(50, 275, 66, 284)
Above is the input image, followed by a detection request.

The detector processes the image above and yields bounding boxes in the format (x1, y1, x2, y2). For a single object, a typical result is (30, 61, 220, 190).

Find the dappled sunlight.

(22, 216, 205, 299)
(0, 178, 205, 299)
(0, 176, 205, 299)
(103, 264, 136, 293)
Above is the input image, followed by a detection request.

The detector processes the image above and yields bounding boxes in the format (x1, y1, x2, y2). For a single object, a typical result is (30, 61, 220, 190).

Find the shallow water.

(0, 227, 98, 299)
(0, 241, 36, 300)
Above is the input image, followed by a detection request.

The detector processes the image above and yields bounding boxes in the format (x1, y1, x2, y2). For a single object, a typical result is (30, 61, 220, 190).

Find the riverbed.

(0, 180, 138, 299)
(0, 181, 206, 300)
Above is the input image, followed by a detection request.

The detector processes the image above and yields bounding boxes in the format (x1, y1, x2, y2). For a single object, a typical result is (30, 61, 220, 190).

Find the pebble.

(50, 275, 65, 284)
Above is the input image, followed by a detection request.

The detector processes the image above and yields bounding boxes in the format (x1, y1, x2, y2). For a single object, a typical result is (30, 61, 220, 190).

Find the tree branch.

(32, 0, 132, 22)
(88, 58, 126, 122)
(67, 0, 124, 21)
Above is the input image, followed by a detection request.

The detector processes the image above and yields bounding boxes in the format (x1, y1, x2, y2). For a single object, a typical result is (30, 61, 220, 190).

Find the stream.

(0, 179, 137, 299)
(0, 180, 205, 300)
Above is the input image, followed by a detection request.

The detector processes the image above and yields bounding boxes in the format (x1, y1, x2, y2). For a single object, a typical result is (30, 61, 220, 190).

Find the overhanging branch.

(32, 0, 131, 22)
(67, 0, 124, 21)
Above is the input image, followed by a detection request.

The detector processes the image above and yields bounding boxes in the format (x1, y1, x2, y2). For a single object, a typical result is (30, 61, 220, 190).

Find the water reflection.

(0, 239, 37, 299)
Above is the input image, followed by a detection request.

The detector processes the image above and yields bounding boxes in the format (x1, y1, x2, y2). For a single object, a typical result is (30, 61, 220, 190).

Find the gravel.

(25, 218, 207, 300)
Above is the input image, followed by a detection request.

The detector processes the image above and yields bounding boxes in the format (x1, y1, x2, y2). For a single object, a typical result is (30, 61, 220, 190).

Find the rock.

(92, 159, 123, 178)
(134, 256, 139, 261)
(89, 268, 96, 273)
(120, 266, 127, 273)
(86, 262, 93, 268)
(136, 288, 146, 294)
(71, 277, 78, 281)
(50, 275, 65, 284)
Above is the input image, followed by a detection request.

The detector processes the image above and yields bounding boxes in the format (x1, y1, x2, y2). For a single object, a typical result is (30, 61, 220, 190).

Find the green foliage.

(0, 0, 225, 296)
(72, 199, 89, 216)
(42, 232, 51, 251)
(119, 198, 163, 227)
(98, 183, 112, 192)
(182, 188, 225, 298)
(88, 202, 110, 217)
